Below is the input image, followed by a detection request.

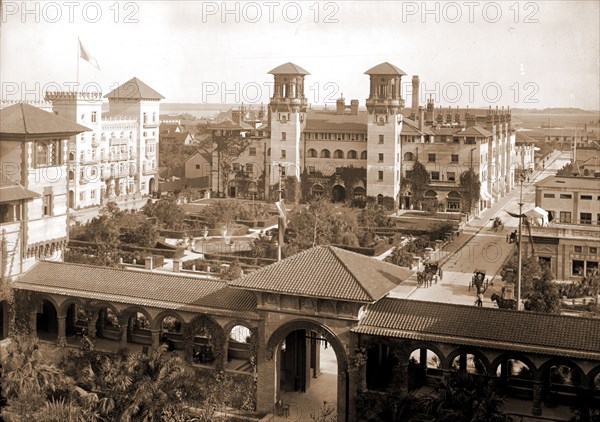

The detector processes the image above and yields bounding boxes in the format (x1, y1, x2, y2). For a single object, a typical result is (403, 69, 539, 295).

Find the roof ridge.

(329, 246, 374, 301)
(20, 103, 29, 134)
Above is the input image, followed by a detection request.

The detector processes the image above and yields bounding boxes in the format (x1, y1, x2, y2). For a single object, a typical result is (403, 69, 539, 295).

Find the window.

(143, 113, 147, 124)
(559, 211, 571, 223)
(590, 247, 598, 254)
(42, 194, 53, 217)
(360, 151, 367, 160)
(428, 154, 436, 162)
(334, 150, 344, 159)
(281, 132, 286, 141)
(543, 193, 555, 198)
(91, 190, 96, 199)
(320, 149, 330, 158)
(447, 172, 456, 182)
(378, 153, 384, 163)
(232, 163, 241, 172)
(195, 164, 201, 169)
(572, 260, 585, 276)
(35, 140, 61, 167)
(308, 166, 315, 175)
(431, 171, 440, 181)
(598, 214, 600, 225)
(79, 192, 85, 201)
(580, 195, 592, 200)
(281, 167, 286, 177)
(378, 171, 383, 181)
(308, 149, 317, 158)
(152, 112, 156, 123)
(465, 137, 476, 144)
(378, 135, 384, 144)
(0, 203, 21, 224)
(580, 213, 592, 224)
(559, 194, 572, 199)
(452, 137, 460, 144)
(336, 167, 342, 175)
(451, 154, 459, 163)
(281, 150, 286, 159)
(347, 150, 357, 159)
(249, 147, 256, 156)
(404, 152, 414, 161)
(91, 111, 97, 123)
(574, 246, 583, 253)
(245, 163, 253, 173)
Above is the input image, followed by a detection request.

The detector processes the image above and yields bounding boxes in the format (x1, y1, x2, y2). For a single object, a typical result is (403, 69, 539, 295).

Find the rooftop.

(364, 62, 407, 76)
(304, 110, 368, 132)
(13, 261, 258, 319)
(229, 245, 414, 303)
(104, 77, 165, 100)
(0, 179, 40, 202)
(0, 103, 90, 137)
(535, 175, 600, 190)
(268, 62, 310, 75)
(353, 298, 600, 360)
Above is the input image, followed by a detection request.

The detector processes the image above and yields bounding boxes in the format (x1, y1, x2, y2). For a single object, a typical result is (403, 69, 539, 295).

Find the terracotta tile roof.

(353, 298, 600, 361)
(460, 126, 493, 137)
(104, 77, 165, 100)
(0, 103, 90, 136)
(304, 110, 368, 132)
(364, 62, 407, 76)
(229, 246, 414, 302)
(0, 180, 40, 202)
(210, 120, 249, 131)
(268, 62, 310, 75)
(535, 175, 599, 190)
(14, 261, 258, 319)
(431, 127, 463, 136)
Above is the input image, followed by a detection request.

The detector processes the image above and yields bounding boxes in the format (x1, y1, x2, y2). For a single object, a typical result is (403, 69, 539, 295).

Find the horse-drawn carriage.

(417, 261, 441, 288)
(470, 269, 487, 292)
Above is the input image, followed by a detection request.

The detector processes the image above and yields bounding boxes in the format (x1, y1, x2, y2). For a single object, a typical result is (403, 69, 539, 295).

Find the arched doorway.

(95, 306, 122, 342)
(148, 177, 155, 195)
(227, 324, 254, 372)
(447, 191, 461, 211)
(408, 345, 444, 389)
(156, 312, 184, 352)
(228, 180, 238, 198)
(448, 348, 489, 375)
(403, 191, 412, 210)
(311, 184, 324, 197)
(332, 185, 346, 202)
(491, 354, 536, 399)
(36, 299, 58, 341)
(265, 320, 348, 422)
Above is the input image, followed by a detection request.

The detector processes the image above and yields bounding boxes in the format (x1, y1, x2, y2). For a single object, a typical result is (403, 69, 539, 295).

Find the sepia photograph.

(1, 1, 599, 421)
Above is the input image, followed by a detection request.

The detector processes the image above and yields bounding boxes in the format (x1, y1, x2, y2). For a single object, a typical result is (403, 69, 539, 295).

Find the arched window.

(307, 148, 317, 158)
(404, 152, 415, 161)
(320, 149, 331, 158)
(334, 150, 344, 159)
(347, 150, 357, 159)
(360, 150, 367, 160)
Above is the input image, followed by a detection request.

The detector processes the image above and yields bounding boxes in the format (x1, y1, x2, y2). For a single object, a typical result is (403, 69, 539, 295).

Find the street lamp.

(516, 172, 526, 311)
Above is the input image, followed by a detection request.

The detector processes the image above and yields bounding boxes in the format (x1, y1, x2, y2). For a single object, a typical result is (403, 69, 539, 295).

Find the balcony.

(110, 152, 130, 161)
(110, 136, 129, 146)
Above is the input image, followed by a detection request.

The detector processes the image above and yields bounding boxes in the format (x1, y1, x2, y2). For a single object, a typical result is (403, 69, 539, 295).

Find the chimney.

(350, 100, 359, 115)
(425, 97, 434, 125)
(412, 75, 420, 114)
(418, 106, 424, 131)
(336, 97, 346, 115)
(173, 259, 182, 273)
(232, 109, 241, 124)
(144, 256, 154, 270)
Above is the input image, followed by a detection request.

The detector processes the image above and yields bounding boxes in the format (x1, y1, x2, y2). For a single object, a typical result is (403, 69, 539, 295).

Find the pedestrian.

(438, 267, 443, 281)
(432, 273, 438, 285)
(476, 292, 483, 307)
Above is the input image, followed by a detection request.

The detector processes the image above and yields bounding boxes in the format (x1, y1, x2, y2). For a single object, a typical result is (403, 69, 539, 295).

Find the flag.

(79, 38, 100, 70)
(275, 199, 286, 244)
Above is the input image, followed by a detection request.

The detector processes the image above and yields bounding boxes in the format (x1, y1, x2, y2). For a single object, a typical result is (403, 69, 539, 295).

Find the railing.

(529, 225, 600, 240)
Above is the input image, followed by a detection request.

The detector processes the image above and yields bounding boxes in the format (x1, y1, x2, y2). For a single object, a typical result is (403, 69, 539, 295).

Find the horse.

(491, 293, 517, 310)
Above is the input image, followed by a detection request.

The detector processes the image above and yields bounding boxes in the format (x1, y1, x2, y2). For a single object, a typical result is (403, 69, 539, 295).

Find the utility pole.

(516, 172, 525, 310)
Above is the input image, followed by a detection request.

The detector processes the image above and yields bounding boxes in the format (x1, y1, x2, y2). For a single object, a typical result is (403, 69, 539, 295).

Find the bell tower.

(364, 62, 406, 205)
(267, 62, 309, 184)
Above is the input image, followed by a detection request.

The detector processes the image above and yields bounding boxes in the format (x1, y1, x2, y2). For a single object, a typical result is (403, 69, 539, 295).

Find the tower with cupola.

(364, 62, 406, 206)
(267, 63, 309, 187)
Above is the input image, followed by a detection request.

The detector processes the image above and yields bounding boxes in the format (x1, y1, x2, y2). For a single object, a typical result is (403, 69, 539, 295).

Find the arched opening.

(157, 314, 184, 352)
(320, 149, 331, 159)
(332, 185, 346, 202)
(95, 307, 122, 342)
(265, 320, 348, 422)
(408, 346, 444, 389)
(311, 184, 324, 197)
(227, 324, 254, 372)
(360, 151, 367, 160)
(377, 194, 384, 205)
(148, 177, 155, 195)
(334, 150, 344, 159)
(186, 315, 224, 368)
(540, 359, 585, 407)
(353, 186, 366, 200)
(347, 150, 357, 159)
(68, 190, 75, 209)
(491, 354, 536, 400)
(36, 299, 58, 341)
(591, 370, 600, 406)
(446, 191, 461, 212)
(449, 349, 489, 375)
(63, 302, 88, 340)
(126, 311, 152, 346)
(404, 152, 414, 161)
(228, 180, 238, 198)
(403, 191, 412, 210)
(307, 148, 317, 158)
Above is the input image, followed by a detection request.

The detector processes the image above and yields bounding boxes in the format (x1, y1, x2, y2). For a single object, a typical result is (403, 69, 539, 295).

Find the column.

(87, 313, 98, 338)
(151, 329, 161, 350)
(532, 381, 542, 416)
(30, 311, 37, 337)
(57, 315, 66, 344)
(120, 325, 128, 346)
(578, 387, 592, 422)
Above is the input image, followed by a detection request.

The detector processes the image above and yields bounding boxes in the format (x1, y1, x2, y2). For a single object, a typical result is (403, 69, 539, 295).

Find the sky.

(1, 0, 599, 109)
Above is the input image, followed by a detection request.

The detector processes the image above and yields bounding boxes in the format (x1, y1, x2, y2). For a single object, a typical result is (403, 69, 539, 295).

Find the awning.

(525, 207, 549, 226)
(480, 184, 492, 201)
(0, 184, 40, 202)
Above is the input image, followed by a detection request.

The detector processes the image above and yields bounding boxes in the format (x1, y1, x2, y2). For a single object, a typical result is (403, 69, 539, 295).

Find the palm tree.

(407, 371, 512, 422)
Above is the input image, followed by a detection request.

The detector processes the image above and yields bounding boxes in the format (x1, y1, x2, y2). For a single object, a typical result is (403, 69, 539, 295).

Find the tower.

(267, 62, 309, 185)
(364, 62, 406, 205)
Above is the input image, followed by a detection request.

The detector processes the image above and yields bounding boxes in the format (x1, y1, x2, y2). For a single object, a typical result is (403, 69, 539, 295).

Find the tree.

(359, 201, 390, 231)
(459, 169, 481, 214)
(389, 247, 413, 268)
(197, 123, 252, 197)
(406, 371, 511, 422)
(524, 277, 561, 314)
(409, 160, 430, 210)
(143, 199, 186, 230)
